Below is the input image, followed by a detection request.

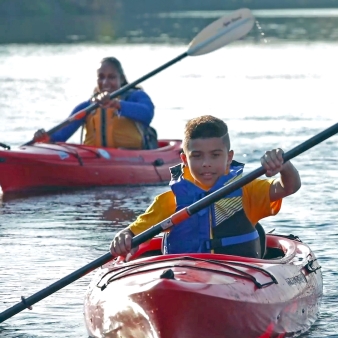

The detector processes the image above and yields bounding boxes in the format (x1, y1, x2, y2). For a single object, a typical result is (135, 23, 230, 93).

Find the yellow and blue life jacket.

(163, 161, 261, 258)
(83, 90, 157, 149)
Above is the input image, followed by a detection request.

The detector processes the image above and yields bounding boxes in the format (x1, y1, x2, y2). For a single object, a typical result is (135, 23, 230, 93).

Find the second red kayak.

(0, 139, 182, 195)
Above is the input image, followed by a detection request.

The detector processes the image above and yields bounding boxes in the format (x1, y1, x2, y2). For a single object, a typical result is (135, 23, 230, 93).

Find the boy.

(110, 115, 301, 258)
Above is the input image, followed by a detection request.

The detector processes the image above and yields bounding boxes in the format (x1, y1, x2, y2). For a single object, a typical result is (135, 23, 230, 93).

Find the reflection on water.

(0, 185, 168, 338)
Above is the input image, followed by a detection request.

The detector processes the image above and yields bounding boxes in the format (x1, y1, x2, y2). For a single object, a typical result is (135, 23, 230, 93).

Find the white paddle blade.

(187, 8, 255, 56)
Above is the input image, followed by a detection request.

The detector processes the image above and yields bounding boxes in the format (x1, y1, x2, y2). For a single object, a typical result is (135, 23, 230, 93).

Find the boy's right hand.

(33, 129, 50, 143)
(109, 228, 138, 257)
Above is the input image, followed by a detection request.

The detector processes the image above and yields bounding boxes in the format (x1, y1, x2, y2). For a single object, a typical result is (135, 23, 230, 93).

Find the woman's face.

(97, 62, 122, 93)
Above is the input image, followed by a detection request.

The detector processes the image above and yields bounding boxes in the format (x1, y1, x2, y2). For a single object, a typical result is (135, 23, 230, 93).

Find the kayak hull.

(0, 140, 181, 195)
(84, 234, 323, 338)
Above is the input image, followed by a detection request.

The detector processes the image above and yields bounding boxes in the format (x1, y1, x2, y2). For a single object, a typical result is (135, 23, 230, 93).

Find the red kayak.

(0, 140, 181, 195)
(84, 233, 323, 338)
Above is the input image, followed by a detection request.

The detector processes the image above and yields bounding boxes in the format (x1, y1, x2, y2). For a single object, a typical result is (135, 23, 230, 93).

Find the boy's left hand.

(261, 148, 284, 177)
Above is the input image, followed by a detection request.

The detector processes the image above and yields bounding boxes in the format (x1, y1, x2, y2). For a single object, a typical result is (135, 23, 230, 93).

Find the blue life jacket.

(163, 161, 261, 258)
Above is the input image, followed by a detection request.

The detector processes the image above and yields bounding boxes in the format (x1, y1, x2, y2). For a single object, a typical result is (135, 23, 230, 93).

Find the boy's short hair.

(182, 115, 231, 151)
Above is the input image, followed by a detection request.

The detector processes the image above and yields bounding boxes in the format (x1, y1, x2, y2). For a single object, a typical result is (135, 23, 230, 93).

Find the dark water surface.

(0, 8, 338, 338)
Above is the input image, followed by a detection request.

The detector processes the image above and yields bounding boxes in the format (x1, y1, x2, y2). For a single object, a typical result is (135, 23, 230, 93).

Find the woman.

(34, 57, 157, 149)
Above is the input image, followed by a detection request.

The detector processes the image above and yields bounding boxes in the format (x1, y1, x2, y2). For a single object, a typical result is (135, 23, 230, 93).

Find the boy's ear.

(180, 152, 188, 165)
(228, 150, 234, 163)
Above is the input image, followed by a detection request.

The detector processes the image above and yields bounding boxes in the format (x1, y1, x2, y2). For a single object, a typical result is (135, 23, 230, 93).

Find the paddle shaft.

(132, 121, 338, 245)
(44, 53, 187, 135)
(22, 9, 255, 147)
(0, 122, 336, 323)
(23, 53, 188, 146)
(0, 252, 113, 323)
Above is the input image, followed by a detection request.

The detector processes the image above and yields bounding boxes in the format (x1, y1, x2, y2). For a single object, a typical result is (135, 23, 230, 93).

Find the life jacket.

(163, 161, 261, 258)
(83, 89, 158, 149)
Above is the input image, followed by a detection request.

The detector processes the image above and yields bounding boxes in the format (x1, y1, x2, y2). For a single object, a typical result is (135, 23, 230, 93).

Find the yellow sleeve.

(243, 178, 282, 226)
(128, 190, 177, 235)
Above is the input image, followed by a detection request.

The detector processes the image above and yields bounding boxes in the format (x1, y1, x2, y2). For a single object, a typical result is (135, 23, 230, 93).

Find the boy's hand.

(109, 228, 138, 257)
(261, 148, 284, 177)
(91, 91, 121, 110)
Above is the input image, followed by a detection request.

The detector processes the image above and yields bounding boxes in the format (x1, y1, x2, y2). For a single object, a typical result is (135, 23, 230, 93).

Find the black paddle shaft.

(23, 53, 188, 146)
(1, 121, 337, 323)
(0, 252, 113, 323)
(47, 52, 189, 136)
(187, 121, 338, 214)
(132, 121, 338, 244)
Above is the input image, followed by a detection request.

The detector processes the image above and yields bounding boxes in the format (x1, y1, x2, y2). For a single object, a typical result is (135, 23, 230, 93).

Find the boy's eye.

(212, 153, 220, 157)
(191, 153, 201, 158)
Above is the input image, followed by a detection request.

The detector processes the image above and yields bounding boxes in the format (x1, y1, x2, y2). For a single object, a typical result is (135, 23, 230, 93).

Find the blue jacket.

(50, 90, 154, 142)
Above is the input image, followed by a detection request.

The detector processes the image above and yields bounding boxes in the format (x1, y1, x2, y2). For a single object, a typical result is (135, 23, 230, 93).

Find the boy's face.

(181, 137, 234, 188)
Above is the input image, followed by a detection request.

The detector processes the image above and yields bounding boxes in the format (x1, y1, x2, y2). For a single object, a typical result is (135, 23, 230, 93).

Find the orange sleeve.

(243, 178, 282, 226)
(128, 190, 177, 235)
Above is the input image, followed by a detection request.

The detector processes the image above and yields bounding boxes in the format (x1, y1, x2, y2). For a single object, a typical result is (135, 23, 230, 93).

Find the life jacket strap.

(205, 230, 259, 250)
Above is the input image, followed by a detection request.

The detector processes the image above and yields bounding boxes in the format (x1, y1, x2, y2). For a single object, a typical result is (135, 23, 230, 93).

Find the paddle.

(22, 8, 255, 146)
(0, 122, 337, 323)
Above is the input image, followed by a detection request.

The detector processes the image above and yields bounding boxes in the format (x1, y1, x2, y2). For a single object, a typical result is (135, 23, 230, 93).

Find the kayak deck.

(84, 233, 323, 338)
(0, 140, 182, 195)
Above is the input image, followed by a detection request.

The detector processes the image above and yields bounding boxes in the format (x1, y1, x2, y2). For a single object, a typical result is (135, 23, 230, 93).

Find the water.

(1, 9, 338, 338)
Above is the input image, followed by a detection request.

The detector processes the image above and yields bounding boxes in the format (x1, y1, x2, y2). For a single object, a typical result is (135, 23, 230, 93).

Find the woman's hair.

(100, 57, 128, 86)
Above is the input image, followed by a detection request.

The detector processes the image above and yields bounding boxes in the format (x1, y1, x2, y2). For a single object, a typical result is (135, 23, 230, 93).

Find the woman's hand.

(33, 129, 50, 143)
(92, 91, 121, 110)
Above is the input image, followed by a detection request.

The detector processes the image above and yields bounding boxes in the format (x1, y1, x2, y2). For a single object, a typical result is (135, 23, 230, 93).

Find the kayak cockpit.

(127, 231, 295, 263)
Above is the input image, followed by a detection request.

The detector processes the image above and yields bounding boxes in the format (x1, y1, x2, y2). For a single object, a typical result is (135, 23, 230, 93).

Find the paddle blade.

(187, 8, 255, 56)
